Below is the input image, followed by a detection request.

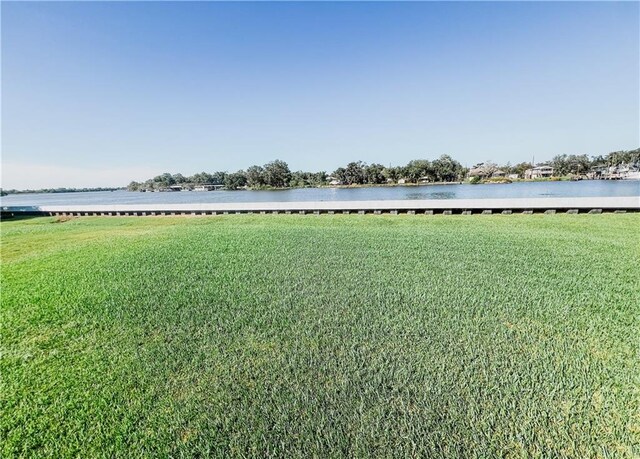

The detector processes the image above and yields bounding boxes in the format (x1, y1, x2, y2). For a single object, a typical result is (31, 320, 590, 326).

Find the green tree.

(552, 154, 591, 176)
(211, 171, 227, 185)
(551, 155, 569, 176)
(127, 181, 141, 191)
(432, 155, 463, 182)
(172, 173, 187, 184)
(190, 172, 213, 184)
(311, 171, 327, 186)
(332, 167, 346, 184)
(153, 173, 176, 188)
(605, 149, 639, 166)
(342, 161, 366, 185)
(224, 171, 247, 190)
(364, 163, 385, 184)
(567, 155, 590, 175)
(513, 162, 532, 177)
(404, 160, 433, 182)
(289, 171, 306, 188)
(264, 160, 291, 188)
(246, 165, 266, 188)
(382, 167, 401, 182)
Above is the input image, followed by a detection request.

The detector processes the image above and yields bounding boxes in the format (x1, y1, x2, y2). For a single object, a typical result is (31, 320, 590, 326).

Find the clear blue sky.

(2, 1, 639, 188)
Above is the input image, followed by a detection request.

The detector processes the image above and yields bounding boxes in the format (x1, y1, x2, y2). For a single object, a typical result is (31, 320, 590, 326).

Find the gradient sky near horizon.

(2, 1, 639, 189)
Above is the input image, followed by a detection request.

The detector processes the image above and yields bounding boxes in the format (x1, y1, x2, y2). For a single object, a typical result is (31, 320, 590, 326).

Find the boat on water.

(617, 164, 640, 180)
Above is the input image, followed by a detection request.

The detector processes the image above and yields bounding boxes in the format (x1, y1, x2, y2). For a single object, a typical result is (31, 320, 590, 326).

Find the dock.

(2, 196, 639, 218)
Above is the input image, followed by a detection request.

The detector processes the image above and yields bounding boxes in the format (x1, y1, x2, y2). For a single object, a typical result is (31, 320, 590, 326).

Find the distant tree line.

(1, 187, 121, 196)
(125, 147, 638, 192)
(470, 149, 640, 180)
(331, 156, 467, 185)
(128, 155, 469, 191)
(551, 149, 640, 176)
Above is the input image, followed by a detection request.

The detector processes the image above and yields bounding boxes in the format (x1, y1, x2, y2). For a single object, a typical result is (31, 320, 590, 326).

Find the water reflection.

(1, 180, 638, 206)
(405, 192, 431, 200)
(426, 191, 456, 199)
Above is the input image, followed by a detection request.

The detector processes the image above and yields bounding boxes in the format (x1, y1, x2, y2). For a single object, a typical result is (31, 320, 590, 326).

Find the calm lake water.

(2, 181, 639, 207)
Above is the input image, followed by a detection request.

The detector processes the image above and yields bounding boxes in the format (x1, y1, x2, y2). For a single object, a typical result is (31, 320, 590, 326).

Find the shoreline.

(3, 196, 639, 218)
(4, 177, 635, 196)
(132, 177, 623, 193)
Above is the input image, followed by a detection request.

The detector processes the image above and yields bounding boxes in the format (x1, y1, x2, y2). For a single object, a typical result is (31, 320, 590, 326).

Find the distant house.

(617, 164, 640, 180)
(508, 174, 519, 180)
(468, 165, 486, 177)
(418, 176, 432, 183)
(397, 178, 408, 184)
(468, 163, 496, 178)
(587, 165, 606, 180)
(588, 164, 640, 180)
(327, 176, 342, 186)
(194, 184, 223, 191)
(524, 166, 554, 179)
(491, 170, 506, 178)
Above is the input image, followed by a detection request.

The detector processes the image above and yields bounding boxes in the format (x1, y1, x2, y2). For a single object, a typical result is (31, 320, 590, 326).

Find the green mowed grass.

(1, 215, 639, 458)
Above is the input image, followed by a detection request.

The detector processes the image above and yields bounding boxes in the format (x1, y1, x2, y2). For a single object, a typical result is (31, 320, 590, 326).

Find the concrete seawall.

(2, 196, 639, 218)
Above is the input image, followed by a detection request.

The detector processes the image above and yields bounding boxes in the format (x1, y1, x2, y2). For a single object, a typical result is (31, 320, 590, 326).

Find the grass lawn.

(1, 215, 639, 458)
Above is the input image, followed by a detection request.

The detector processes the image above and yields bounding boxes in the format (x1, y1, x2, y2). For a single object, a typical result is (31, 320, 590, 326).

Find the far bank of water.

(2, 180, 638, 207)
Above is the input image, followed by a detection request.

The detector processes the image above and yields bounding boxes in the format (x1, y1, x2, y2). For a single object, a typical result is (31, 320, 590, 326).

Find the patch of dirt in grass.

(52, 216, 75, 223)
